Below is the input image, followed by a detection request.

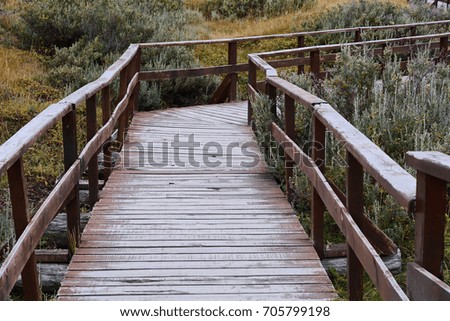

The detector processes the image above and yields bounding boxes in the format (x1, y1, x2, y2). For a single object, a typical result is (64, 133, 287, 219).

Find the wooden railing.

(0, 44, 142, 300)
(405, 152, 450, 300)
(0, 20, 449, 301)
(248, 32, 449, 300)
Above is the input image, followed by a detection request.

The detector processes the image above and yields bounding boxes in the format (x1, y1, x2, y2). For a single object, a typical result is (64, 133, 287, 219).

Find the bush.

(300, 0, 450, 44)
(200, 0, 305, 20)
(9, 0, 217, 107)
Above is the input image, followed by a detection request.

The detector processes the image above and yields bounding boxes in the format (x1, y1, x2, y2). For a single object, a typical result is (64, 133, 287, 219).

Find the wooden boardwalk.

(57, 102, 336, 301)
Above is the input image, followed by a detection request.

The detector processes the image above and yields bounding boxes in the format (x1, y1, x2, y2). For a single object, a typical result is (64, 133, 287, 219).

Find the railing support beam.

(228, 41, 238, 101)
(62, 108, 80, 248)
(346, 152, 365, 301)
(284, 95, 296, 199)
(7, 158, 41, 300)
(311, 115, 326, 258)
(86, 94, 99, 207)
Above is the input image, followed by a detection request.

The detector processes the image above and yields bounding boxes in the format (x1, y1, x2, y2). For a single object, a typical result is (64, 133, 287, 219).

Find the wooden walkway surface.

(57, 102, 336, 300)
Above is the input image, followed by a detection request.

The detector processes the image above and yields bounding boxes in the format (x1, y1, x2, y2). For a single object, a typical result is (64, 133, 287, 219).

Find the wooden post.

(414, 171, 446, 279)
(284, 94, 295, 199)
(297, 35, 305, 74)
(118, 66, 129, 145)
(7, 158, 41, 300)
(265, 82, 277, 119)
(101, 86, 112, 182)
(133, 48, 142, 113)
(62, 108, 80, 247)
(86, 94, 99, 207)
(355, 28, 362, 42)
(248, 60, 257, 126)
(228, 41, 238, 101)
(311, 115, 325, 258)
(310, 50, 320, 79)
(346, 152, 365, 301)
(439, 36, 448, 63)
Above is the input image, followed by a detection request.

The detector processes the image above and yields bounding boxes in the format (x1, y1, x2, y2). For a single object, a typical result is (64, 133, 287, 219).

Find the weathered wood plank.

(407, 263, 450, 300)
(58, 102, 335, 301)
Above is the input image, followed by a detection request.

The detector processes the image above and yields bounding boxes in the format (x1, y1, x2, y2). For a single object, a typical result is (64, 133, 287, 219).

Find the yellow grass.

(188, 0, 409, 39)
(0, 46, 44, 91)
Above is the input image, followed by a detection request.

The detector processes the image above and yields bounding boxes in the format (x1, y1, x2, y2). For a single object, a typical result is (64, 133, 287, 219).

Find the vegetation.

(1, 0, 449, 299)
(3, 0, 217, 107)
(249, 0, 450, 299)
(199, 0, 306, 20)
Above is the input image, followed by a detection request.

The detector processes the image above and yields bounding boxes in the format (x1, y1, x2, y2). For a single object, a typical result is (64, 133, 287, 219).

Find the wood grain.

(58, 102, 336, 301)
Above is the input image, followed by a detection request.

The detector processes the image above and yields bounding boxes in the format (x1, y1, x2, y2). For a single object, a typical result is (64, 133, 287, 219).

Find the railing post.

(86, 94, 99, 207)
(7, 158, 41, 300)
(62, 108, 80, 248)
(311, 115, 325, 259)
(284, 94, 295, 199)
(297, 35, 305, 74)
(405, 152, 448, 280)
(265, 82, 277, 119)
(310, 50, 321, 79)
(248, 60, 257, 126)
(346, 152, 365, 301)
(132, 48, 142, 113)
(228, 41, 238, 101)
(355, 28, 362, 42)
(439, 36, 448, 63)
(118, 65, 129, 145)
(413, 171, 446, 278)
(101, 86, 112, 182)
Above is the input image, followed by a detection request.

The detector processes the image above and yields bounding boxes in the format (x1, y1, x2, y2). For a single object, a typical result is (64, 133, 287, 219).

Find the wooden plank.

(36, 249, 70, 263)
(266, 77, 325, 108)
(139, 64, 248, 81)
(406, 151, 450, 182)
(60, 275, 331, 286)
(74, 246, 316, 256)
(58, 292, 335, 301)
(70, 252, 318, 263)
(58, 102, 335, 301)
(407, 263, 450, 300)
(58, 284, 334, 296)
(258, 32, 450, 58)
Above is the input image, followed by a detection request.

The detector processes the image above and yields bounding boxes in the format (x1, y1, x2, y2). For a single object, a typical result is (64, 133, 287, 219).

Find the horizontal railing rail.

(0, 19, 449, 301)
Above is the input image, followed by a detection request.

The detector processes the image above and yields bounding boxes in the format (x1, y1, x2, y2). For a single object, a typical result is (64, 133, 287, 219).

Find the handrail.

(248, 28, 449, 300)
(256, 32, 450, 58)
(138, 19, 450, 48)
(0, 45, 140, 178)
(271, 123, 409, 300)
(0, 19, 449, 301)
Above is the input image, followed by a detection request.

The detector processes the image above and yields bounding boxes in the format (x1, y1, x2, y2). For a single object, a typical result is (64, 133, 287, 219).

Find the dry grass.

(0, 46, 44, 92)
(189, 0, 409, 39)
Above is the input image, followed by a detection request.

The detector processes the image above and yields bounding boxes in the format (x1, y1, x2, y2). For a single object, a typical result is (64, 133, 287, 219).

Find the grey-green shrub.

(300, 0, 450, 44)
(201, 0, 305, 20)
(9, 0, 217, 107)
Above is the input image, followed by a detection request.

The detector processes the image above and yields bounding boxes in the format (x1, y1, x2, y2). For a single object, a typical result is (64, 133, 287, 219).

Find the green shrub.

(9, 0, 217, 107)
(201, 0, 305, 20)
(300, 0, 450, 44)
